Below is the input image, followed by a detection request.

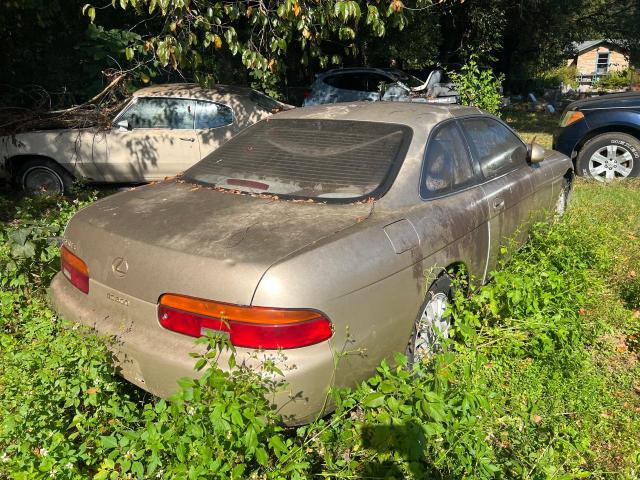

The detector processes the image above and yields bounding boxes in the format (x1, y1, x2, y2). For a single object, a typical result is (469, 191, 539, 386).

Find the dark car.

(303, 67, 458, 106)
(553, 92, 640, 181)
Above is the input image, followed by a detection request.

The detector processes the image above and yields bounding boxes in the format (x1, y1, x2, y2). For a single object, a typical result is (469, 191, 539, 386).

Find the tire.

(576, 132, 640, 181)
(406, 272, 454, 365)
(555, 175, 573, 217)
(15, 158, 74, 196)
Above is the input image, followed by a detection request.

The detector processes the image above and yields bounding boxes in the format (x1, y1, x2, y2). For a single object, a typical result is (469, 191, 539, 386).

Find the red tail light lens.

(61, 246, 89, 294)
(158, 294, 332, 349)
(303, 89, 311, 98)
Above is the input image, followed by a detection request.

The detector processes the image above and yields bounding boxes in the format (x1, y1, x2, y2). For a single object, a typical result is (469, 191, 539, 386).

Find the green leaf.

(100, 435, 118, 449)
(244, 426, 258, 452)
(363, 392, 385, 408)
(194, 358, 207, 371)
(269, 435, 287, 456)
(255, 447, 268, 466)
(131, 461, 144, 478)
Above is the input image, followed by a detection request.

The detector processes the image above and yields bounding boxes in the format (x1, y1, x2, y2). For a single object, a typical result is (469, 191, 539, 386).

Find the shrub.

(593, 68, 634, 91)
(449, 56, 504, 115)
(537, 65, 578, 89)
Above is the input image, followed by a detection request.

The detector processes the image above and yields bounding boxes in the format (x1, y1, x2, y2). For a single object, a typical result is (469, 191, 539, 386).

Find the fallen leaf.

(632, 310, 640, 319)
(629, 270, 637, 279)
(578, 308, 587, 315)
(634, 384, 640, 395)
(600, 411, 613, 419)
(532, 414, 542, 424)
(86, 387, 99, 395)
(616, 342, 628, 353)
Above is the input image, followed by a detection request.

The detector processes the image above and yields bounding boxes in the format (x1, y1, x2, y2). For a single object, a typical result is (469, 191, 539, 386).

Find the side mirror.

(115, 119, 131, 131)
(528, 142, 545, 164)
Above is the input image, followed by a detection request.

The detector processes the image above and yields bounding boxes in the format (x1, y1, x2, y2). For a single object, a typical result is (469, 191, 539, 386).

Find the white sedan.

(0, 84, 290, 194)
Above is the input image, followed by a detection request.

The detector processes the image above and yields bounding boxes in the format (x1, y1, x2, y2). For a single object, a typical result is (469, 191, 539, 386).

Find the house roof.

(572, 39, 627, 54)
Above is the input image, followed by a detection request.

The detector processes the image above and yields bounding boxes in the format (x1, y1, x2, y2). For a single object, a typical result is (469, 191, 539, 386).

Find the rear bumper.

(49, 273, 336, 425)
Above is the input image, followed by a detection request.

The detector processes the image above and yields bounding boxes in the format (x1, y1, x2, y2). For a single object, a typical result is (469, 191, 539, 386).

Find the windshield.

(249, 90, 285, 112)
(394, 72, 426, 89)
(183, 119, 411, 201)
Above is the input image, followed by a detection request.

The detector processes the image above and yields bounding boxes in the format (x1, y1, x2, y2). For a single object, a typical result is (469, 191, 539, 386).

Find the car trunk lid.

(63, 181, 372, 306)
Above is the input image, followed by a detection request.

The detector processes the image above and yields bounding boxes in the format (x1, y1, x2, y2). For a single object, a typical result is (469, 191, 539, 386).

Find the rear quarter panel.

(251, 214, 424, 389)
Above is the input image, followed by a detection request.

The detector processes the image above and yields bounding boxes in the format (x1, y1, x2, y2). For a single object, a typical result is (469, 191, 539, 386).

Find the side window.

(119, 98, 195, 129)
(460, 117, 527, 179)
(195, 101, 233, 129)
(323, 73, 367, 91)
(364, 73, 389, 92)
(421, 122, 476, 197)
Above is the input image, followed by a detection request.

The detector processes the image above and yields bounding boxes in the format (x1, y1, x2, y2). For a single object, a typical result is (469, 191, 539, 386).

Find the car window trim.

(458, 115, 528, 182)
(419, 118, 482, 201)
(194, 99, 235, 130)
(113, 96, 197, 130)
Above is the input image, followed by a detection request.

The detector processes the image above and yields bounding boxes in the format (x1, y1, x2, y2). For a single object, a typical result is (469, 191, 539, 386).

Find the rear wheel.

(406, 273, 453, 365)
(576, 132, 640, 181)
(16, 159, 74, 196)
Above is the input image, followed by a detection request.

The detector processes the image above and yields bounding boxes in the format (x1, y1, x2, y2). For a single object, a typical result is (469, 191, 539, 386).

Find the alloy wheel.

(413, 292, 450, 362)
(588, 144, 634, 181)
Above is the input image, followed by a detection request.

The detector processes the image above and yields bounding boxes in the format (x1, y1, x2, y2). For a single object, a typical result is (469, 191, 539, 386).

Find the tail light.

(158, 294, 332, 349)
(303, 89, 311, 98)
(61, 246, 89, 294)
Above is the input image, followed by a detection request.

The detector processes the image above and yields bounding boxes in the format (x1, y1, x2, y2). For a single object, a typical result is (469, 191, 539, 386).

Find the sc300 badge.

(107, 292, 129, 307)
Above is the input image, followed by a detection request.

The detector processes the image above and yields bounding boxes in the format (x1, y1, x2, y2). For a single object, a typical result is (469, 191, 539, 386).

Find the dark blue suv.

(553, 92, 640, 181)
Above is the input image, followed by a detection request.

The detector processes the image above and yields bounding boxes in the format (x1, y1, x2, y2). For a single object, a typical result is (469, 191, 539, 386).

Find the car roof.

(133, 83, 256, 102)
(271, 101, 483, 131)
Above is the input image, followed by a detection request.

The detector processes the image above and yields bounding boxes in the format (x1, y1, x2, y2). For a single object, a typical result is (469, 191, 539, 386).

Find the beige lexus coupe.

(1, 84, 290, 194)
(50, 102, 573, 424)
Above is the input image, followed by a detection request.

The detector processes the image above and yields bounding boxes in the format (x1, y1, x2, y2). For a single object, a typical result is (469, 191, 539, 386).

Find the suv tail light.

(158, 294, 332, 349)
(61, 246, 89, 294)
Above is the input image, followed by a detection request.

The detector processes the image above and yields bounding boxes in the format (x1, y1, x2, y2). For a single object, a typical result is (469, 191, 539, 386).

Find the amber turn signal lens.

(559, 110, 584, 127)
(159, 294, 322, 325)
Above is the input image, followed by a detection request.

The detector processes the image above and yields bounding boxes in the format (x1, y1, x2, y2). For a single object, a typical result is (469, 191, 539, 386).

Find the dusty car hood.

(64, 181, 372, 306)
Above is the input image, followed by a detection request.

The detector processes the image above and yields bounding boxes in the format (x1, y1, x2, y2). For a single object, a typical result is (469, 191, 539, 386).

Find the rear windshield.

(183, 119, 411, 201)
(249, 90, 285, 113)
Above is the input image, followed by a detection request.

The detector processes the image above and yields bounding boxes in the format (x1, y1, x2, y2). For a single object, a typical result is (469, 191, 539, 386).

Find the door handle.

(179, 137, 195, 142)
(493, 197, 505, 209)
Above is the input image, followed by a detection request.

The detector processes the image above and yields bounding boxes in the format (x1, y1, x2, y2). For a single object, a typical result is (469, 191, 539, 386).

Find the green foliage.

(1, 176, 639, 478)
(536, 64, 579, 89)
(449, 56, 505, 115)
(593, 68, 635, 91)
(83, 0, 412, 92)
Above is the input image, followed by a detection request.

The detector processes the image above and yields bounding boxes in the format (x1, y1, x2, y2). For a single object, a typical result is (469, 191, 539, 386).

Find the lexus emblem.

(112, 257, 129, 277)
